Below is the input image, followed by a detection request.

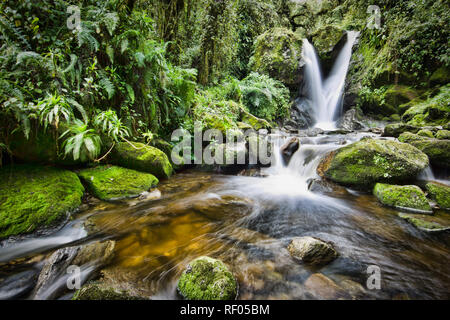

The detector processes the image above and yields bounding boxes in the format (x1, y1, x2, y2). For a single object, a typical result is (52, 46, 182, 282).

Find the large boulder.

(318, 138, 429, 189)
(311, 25, 345, 66)
(78, 165, 158, 201)
(249, 27, 303, 87)
(0, 165, 84, 239)
(426, 182, 450, 210)
(398, 132, 450, 169)
(111, 142, 173, 179)
(373, 183, 432, 213)
(177, 256, 237, 300)
(287, 236, 338, 266)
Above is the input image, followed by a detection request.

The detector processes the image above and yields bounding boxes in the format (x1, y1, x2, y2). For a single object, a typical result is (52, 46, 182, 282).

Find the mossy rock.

(426, 182, 450, 210)
(311, 25, 345, 61)
(318, 138, 429, 189)
(78, 165, 158, 201)
(398, 132, 450, 169)
(384, 85, 418, 111)
(111, 142, 173, 179)
(373, 183, 432, 213)
(177, 256, 237, 300)
(429, 66, 450, 86)
(382, 123, 420, 138)
(435, 130, 450, 140)
(398, 213, 450, 233)
(72, 282, 145, 300)
(0, 165, 84, 239)
(240, 109, 272, 131)
(417, 129, 434, 138)
(249, 27, 303, 87)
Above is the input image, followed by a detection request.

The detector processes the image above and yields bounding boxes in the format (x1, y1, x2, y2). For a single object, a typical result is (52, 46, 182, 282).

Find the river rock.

(72, 282, 144, 300)
(382, 123, 420, 137)
(318, 138, 429, 189)
(435, 129, 450, 140)
(177, 256, 238, 300)
(33, 240, 115, 300)
(280, 137, 300, 165)
(425, 182, 450, 210)
(337, 108, 364, 131)
(0, 165, 84, 240)
(398, 213, 450, 233)
(287, 237, 338, 266)
(111, 142, 173, 179)
(373, 183, 432, 213)
(304, 273, 349, 300)
(78, 165, 159, 201)
(398, 132, 450, 169)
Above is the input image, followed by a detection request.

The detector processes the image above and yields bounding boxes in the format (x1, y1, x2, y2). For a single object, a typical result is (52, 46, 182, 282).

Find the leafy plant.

(60, 119, 102, 162)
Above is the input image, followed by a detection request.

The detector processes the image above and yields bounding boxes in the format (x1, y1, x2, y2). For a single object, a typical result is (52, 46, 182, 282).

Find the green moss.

(374, 183, 432, 213)
(72, 282, 144, 300)
(111, 142, 173, 179)
(78, 165, 158, 201)
(322, 138, 429, 189)
(0, 165, 84, 239)
(249, 27, 302, 87)
(311, 25, 344, 61)
(426, 182, 450, 210)
(429, 66, 450, 86)
(398, 132, 450, 169)
(417, 129, 434, 138)
(435, 130, 450, 140)
(240, 109, 272, 131)
(398, 213, 450, 232)
(177, 256, 237, 300)
(382, 123, 420, 138)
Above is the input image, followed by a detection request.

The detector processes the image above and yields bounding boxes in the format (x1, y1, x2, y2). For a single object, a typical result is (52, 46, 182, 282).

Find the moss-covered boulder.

(240, 109, 272, 131)
(426, 182, 450, 210)
(111, 142, 173, 179)
(287, 236, 338, 266)
(318, 138, 429, 189)
(382, 123, 420, 138)
(0, 165, 84, 239)
(417, 129, 434, 138)
(436, 130, 450, 140)
(429, 66, 450, 86)
(373, 183, 432, 213)
(73, 282, 144, 300)
(78, 165, 158, 201)
(398, 132, 450, 169)
(177, 256, 237, 300)
(398, 213, 450, 233)
(311, 25, 345, 61)
(249, 27, 303, 87)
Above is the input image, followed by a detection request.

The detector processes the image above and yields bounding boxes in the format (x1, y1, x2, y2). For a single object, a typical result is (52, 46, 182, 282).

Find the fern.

(61, 119, 102, 162)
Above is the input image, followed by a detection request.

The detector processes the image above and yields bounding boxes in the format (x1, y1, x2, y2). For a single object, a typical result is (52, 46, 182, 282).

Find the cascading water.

(302, 31, 359, 130)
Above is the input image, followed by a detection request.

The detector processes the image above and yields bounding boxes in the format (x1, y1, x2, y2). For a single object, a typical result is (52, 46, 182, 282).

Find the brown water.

(1, 133, 450, 300)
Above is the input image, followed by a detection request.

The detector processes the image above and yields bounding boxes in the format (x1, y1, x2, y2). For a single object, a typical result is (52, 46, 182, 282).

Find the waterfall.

(302, 31, 359, 130)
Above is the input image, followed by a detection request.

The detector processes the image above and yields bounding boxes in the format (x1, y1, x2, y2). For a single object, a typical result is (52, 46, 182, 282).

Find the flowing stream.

(1, 33, 449, 300)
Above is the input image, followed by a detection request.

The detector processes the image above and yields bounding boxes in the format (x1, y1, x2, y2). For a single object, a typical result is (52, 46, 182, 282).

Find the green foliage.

(61, 120, 102, 162)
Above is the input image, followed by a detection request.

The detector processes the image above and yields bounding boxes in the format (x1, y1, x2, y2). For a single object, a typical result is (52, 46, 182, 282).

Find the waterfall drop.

(302, 31, 359, 130)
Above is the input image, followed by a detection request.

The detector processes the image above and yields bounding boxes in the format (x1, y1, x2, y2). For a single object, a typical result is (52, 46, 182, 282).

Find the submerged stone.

(373, 183, 432, 213)
(111, 142, 173, 179)
(304, 273, 349, 300)
(287, 236, 338, 266)
(78, 165, 158, 201)
(398, 213, 450, 233)
(318, 138, 429, 189)
(177, 256, 237, 300)
(426, 182, 450, 210)
(0, 165, 84, 239)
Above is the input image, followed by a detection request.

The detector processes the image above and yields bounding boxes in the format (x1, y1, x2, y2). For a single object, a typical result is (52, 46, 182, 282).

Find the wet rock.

(426, 182, 450, 210)
(398, 213, 450, 233)
(307, 179, 349, 196)
(318, 138, 429, 189)
(72, 282, 145, 300)
(417, 129, 434, 138)
(111, 142, 173, 179)
(382, 123, 420, 137)
(177, 256, 238, 300)
(337, 109, 364, 131)
(78, 165, 159, 201)
(33, 240, 115, 300)
(287, 237, 338, 266)
(304, 273, 349, 300)
(436, 129, 450, 140)
(373, 183, 432, 214)
(339, 279, 367, 299)
(237, 168, 267, 178)
(192, 195, 253, 221)
(280, 137, 300, 165)
(0, 165, 84, 240)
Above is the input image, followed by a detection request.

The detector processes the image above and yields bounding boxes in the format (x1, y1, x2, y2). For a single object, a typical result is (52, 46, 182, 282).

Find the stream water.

(0, 131, 449, 300)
